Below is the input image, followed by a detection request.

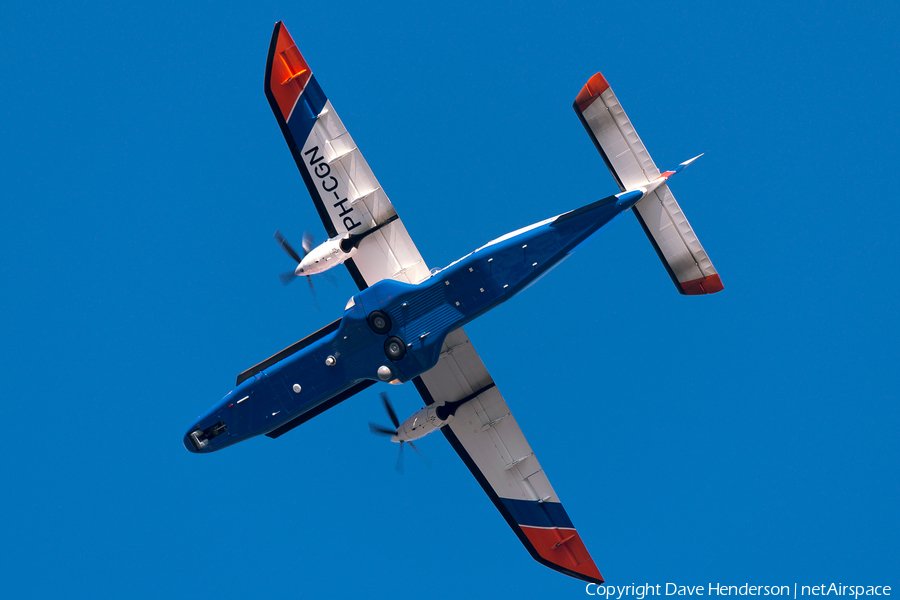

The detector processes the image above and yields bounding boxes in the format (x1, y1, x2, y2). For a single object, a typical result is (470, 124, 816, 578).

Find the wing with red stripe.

(264, 24, 603, 583)
(264, 22, 429, 289)
(414, 328, 604, 584)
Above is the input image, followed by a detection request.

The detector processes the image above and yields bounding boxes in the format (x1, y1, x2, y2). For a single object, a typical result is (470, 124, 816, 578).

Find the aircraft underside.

(184, 21, 723, 586)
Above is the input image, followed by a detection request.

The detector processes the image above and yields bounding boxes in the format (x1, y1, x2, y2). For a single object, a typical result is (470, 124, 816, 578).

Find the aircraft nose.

(183, 428, 206, 453)
(183, 432, 199, 453)
(183, 420, 228, 453)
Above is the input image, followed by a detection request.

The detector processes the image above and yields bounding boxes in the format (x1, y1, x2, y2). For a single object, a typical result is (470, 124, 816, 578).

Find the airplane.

(183, 21, 723, 586)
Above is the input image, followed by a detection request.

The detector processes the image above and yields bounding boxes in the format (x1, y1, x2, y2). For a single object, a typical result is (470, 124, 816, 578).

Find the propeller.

(274, 229, 311, 282)
(369, 392, 427, 474)
(274, 230, 321, 311)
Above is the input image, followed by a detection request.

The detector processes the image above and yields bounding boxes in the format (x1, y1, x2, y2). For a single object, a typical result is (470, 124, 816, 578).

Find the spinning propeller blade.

(274, 230, 304, 264)
(407, 441, 431, 469)
(301, 230, 314, 255)
(279, 270, 297, 285)
(395, 442, 404, 475)
(369, 423, 396, 436)
(381, 392, 400, 429)
(369, 393, 429, 474)
(274, 230, 325, 308)
(306, 276, 321, 312)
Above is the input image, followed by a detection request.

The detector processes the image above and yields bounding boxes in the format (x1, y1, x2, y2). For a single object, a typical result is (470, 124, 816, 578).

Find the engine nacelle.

(393, 405, 452, 443)
(296, 236, 356, 276)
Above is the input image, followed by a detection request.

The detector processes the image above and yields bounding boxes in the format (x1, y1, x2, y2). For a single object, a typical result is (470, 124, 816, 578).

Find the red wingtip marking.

(681, 273, 724, 295)
(574, 72, 610, 112)
(520, 526, 604, 583)
(268, 23, 312, 121)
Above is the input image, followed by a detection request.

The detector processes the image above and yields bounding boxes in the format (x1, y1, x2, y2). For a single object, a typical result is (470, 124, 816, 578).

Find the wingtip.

(574, 72, 610, 112)
(519, 525, 605, 583)
(680, 273, 724, 295)
(265, 21, 311, 122)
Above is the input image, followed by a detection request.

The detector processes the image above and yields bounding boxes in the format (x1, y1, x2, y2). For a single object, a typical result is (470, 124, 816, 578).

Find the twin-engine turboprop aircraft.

(184, 22, 723, 585)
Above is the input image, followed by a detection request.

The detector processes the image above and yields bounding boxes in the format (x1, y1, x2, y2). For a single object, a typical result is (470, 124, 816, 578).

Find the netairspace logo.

(586, 584, 893, 599)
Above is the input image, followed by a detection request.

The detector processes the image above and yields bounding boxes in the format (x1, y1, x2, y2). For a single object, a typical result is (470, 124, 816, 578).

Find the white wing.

(264, 22, 429, 288)
(265, 23, 604, 583)
(413, 329, 604, 584)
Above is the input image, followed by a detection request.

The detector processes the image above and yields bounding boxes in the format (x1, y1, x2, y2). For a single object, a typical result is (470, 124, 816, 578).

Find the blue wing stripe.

(501, 498, 575, 529)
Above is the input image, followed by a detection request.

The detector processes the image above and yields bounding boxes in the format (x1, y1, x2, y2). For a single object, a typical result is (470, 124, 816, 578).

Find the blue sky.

(1, 1, 897, 598)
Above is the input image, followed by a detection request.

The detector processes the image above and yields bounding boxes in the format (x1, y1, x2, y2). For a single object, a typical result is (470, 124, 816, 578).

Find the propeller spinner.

(274, 230, 322, 309)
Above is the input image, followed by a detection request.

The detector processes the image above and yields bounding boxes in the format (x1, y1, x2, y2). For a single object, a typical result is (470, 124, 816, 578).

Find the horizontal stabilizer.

(574, 73, 723, 295)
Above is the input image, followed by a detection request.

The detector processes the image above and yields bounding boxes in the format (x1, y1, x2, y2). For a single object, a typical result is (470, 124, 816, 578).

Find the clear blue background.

(1, 1, 897, 597)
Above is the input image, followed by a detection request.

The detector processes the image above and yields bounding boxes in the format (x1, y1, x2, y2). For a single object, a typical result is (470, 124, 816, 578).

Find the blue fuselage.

(184, 190, 643, 453)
